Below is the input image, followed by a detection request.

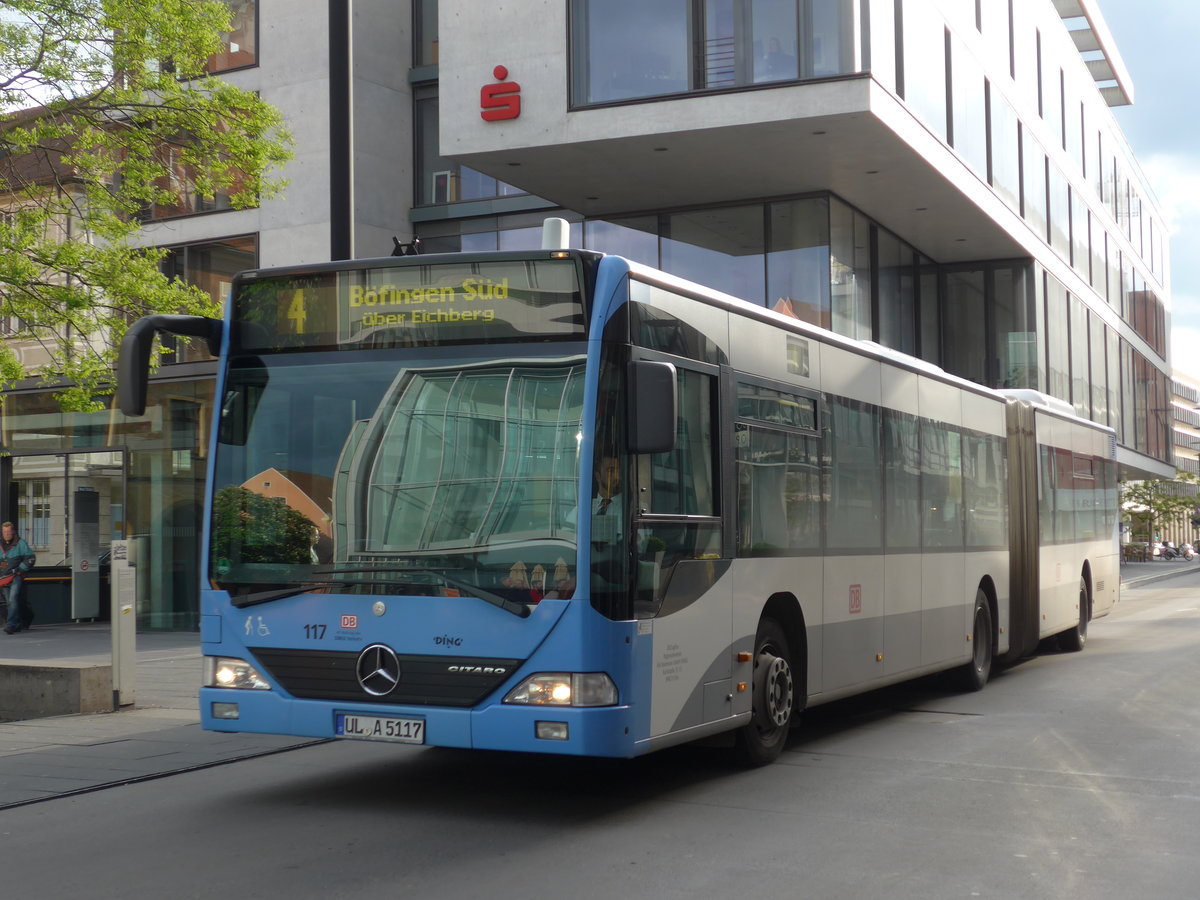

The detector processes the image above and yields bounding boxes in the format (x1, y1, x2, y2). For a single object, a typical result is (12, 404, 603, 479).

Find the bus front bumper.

(200, 687, 638, 758)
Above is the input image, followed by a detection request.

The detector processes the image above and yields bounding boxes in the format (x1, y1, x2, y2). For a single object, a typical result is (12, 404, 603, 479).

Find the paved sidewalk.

(0, 624, 320, 809)
(1119, 557, 1200, 589)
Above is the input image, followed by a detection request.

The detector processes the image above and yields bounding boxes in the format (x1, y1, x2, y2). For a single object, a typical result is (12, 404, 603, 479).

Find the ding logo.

(481, 65, 521, 121)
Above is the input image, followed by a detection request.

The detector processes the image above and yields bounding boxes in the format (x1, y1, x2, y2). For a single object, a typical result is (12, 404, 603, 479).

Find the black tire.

(734, 617, 795, 767)
(953, 589, 993, 692)
(1057, 577, 1089, 652)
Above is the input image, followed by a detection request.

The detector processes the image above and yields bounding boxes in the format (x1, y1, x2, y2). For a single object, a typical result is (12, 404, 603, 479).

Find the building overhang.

(445, 76, 1028, 264)
(1055, 0, 1134, 107)
(1118, 446, 1177, 482)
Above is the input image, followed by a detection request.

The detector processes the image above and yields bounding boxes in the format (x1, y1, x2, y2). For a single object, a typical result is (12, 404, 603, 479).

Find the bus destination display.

(233, 259, 585, 351)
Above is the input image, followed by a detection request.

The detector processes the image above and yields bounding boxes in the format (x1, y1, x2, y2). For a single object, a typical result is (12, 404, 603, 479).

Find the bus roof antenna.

(541, 217, 570, 250)
(392, 235, 421, 257)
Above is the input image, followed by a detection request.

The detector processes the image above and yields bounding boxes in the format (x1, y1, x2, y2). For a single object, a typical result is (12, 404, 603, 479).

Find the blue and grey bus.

(119, 237, 1118, 765)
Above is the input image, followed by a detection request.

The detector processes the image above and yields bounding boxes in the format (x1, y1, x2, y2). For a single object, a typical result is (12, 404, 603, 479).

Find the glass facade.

(3, 378, 214, 630)
(569, 0, 859, 105)
(410, 0, 1173, 465)
(767, 197, 832, 328)
(663, 205, 765, 305)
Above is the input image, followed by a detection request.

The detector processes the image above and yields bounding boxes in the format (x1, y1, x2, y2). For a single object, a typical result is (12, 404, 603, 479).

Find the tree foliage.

(1121, 473, 1199, 540)
(212, 485, 316, 566)
(0, 0, 292, 409)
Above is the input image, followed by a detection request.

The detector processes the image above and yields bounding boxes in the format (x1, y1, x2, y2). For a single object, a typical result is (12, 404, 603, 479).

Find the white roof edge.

(1072, 0, 1135, 107)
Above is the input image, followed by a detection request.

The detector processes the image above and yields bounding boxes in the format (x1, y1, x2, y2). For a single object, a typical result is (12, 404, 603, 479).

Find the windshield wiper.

(231, 576, 398, 608)
(232, 580, 344, 608)
(313, 566, 531, 619)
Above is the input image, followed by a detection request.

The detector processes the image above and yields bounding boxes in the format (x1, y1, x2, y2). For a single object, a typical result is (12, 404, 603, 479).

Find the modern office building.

(0, 0, 1178, 627)
(1164, 372, 1200, 546)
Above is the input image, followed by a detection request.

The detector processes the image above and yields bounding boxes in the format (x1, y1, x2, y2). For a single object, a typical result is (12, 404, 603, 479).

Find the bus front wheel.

(734, 616, 794, 767)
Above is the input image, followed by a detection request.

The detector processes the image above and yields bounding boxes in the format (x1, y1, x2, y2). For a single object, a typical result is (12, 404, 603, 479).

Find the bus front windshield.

(210, 351, 586, 607)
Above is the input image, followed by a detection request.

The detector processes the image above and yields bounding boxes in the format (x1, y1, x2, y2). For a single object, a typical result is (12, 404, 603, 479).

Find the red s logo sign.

(481, 65, 521, 121)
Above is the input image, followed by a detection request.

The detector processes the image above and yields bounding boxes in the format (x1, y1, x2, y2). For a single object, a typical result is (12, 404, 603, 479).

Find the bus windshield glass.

(210, 351, 586, 605)
(230, 258, 585, 352)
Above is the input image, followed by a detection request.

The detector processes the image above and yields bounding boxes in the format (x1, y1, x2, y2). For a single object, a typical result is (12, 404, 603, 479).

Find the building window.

(989, 92, 1021, 213)
(992, 263, 1036, 390)
(1069, 293, 1089, 419)
(138, 137, 242, 221)
(942, 269, 986, 386)
(206, 0, 257, 73)
(571, 0, 690, 104)
(829, 198, 871, 341)
(1047, 161, 1069, 256)
(662, 205, 765, 305)
(1044, 276, 1069, 404)
(570, 0, 858, 106)
(876, 226, 917, 357)
(160, 235, 257, 363)
(415, 0, 439, 66)
(19, 479, 51, 550)
(899, 4, 947, 140)
(414, 88, 526, 205)
(585, 217, 660, 267)
(767, 196, 832, 329)
(948, 37, 987, 177)
(1089, 313, 1108, 429)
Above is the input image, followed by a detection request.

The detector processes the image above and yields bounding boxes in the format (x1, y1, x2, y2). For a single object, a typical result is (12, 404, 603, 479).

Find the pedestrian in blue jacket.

(2, 521, 37, 634)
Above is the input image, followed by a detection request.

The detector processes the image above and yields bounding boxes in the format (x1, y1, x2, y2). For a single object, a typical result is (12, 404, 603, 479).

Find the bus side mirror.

(118, 315, 223, 416)
(627, 360, 677, 454)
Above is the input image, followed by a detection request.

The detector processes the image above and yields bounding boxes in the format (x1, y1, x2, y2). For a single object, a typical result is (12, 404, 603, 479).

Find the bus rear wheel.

(953, 589, 993, 692)
(1057, 577, 1089, 652)
(734, 616, 795, 767)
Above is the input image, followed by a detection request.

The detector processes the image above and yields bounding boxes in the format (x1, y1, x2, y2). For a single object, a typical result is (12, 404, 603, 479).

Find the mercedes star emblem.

(356, 644, 401, 696)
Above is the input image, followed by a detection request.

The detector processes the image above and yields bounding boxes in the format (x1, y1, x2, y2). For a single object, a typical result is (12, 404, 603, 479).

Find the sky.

(1099, 0, 1200, 385)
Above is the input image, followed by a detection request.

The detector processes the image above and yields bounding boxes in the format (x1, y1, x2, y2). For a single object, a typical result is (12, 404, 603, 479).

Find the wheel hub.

(758, 652, 794, 728)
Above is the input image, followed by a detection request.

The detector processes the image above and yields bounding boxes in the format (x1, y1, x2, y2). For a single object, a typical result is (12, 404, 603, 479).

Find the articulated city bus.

(119, 240, 1118, 765)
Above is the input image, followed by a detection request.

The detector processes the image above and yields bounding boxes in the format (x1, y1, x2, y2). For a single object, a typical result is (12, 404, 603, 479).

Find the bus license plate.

(336, 713, 425, 744)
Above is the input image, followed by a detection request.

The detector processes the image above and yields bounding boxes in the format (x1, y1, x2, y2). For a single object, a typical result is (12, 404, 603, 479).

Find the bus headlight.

(503, 673, 618, 707)
(205, 656, 271, 690)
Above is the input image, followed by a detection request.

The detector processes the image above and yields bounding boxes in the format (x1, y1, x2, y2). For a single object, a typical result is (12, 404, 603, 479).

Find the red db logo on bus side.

(849, 585, 862, 615)
(481, 65, 521, 121)
(341, 615, 358, 630)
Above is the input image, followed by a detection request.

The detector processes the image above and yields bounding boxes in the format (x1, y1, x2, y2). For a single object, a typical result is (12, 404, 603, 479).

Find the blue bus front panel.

(200, 590, 648, 758)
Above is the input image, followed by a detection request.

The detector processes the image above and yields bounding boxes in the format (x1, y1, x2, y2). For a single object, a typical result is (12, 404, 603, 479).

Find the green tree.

(212, 485, 316, 566)
(0, 0, 292, 409)
(1121, 473, 1198, 543)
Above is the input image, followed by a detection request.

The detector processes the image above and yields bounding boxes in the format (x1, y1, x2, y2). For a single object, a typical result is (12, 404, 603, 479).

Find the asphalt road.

(2, 572, 1197, 900)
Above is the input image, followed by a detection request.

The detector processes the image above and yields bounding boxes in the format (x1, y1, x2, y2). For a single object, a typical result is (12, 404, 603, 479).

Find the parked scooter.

(1160, 541, 1184, 560)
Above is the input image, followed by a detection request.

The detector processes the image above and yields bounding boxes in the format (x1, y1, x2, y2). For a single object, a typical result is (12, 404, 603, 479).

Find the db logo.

(849, 584, 862, 615)
(481, 65, 521, 121)
(340, 614, 358, 630)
